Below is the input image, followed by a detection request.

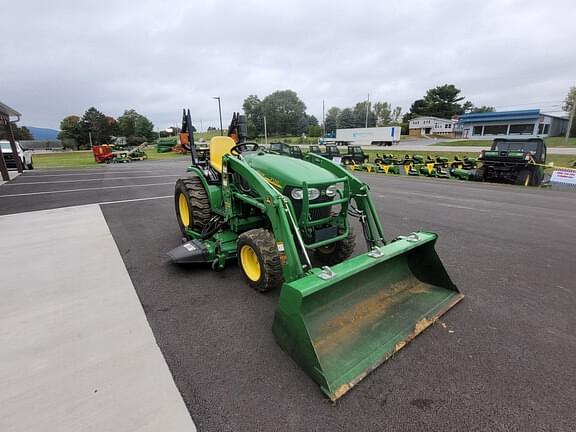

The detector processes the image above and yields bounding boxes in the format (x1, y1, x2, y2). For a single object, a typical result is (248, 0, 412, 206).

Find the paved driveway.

(2, 160, 575, 431)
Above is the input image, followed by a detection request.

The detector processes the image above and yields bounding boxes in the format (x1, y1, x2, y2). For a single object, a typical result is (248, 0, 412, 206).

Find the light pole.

(365, 93, 370, 128)
(213, 96, 223, 135)
(566, 96, 575, 144)
(81, 120, 93, 147)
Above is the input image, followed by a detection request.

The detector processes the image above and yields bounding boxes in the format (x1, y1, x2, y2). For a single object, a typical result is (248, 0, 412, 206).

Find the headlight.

(290, 188, 320, 200)
(326, 185, 338, 197)
(291, 188, 303, 200)
(308, 188, 320, 200)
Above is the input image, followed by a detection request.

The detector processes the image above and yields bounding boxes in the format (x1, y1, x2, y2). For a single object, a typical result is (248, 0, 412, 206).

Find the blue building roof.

(458, 109, 540, 124)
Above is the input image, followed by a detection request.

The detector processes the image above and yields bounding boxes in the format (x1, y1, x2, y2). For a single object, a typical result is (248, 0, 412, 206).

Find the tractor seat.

(209, 136, 236, 173)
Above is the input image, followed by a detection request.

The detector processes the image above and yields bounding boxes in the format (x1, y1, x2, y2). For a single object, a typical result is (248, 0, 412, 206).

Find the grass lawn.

(32, 147, 576, 170)
(432, 137, 576, 148)
(33, 146, 189, 169)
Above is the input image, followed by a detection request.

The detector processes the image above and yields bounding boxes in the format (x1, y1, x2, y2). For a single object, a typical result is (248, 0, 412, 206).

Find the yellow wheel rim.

(240, 245, 261, 281)
(524, 174, 531, 187)
(178, 193, 190, 227)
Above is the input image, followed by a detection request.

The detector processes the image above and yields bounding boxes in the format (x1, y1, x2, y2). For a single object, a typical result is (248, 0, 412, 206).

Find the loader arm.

(304, 152, 386, 247)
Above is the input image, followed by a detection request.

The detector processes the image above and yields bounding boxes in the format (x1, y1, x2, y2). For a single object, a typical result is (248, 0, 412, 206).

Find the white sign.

(333, 156, 342, 165)
(551, 168, 576, 185)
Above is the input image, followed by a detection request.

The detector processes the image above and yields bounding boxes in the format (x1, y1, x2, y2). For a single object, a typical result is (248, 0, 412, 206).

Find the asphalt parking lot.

(2, 160, 575, 431)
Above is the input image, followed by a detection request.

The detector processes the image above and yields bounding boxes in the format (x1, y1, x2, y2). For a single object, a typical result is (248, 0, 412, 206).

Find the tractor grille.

(285, 186, 333, 221)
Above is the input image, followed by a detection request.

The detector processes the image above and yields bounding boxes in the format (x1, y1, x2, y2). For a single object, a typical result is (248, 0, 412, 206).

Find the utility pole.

(264, 116, 268, 145)
(566, 96, 575, 144)
(322, 99, 326, 138)
(365, 93, 370, 128)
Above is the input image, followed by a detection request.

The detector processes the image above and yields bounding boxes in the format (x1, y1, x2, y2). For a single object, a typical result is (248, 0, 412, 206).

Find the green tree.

(0, 124, 33, 141)
(307, 124, 322, 137)
(403, 99, 427, 122)
(242, 95, 263, 138)
(352, 101, 376, 128)
(405, 84, 471, 120)
(337, 108, 355, 129)
(324, 107, 341, 134)
(82, 107, 113, 146)
(260, 90, 307, 136)
(373, 101, 391, 126)
(58, 115, 84, 149)
(391, 106, 403, 123)
(117, 109, 154, 142)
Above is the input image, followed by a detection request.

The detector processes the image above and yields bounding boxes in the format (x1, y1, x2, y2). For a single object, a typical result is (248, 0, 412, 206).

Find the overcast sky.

(1, 0, 574, 130)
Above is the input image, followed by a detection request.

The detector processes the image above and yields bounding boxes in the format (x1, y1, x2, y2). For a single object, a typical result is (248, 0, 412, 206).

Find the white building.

(408, 116, 457, 137)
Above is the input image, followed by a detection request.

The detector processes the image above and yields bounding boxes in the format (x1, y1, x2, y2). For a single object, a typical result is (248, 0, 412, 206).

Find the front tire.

(237, 229, 283, 292)
(314, 228, 356, 266)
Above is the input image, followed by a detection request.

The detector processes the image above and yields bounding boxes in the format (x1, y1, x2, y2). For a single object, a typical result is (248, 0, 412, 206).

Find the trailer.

(331, 127, 401, 147)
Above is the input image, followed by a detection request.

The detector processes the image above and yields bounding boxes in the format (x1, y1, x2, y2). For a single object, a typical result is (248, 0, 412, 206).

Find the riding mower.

(375, 162, 401, 175)
(169, 109, 463, 401)
(370, 154, 400, 174)
(450, 155, 478, 170)
(407, 154, 425, 176)
(416, 155, 450, 178)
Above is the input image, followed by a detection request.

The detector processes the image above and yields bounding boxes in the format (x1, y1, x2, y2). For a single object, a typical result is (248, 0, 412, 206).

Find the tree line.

(58, 107, 155, 150)
(242, 85, 497, 139)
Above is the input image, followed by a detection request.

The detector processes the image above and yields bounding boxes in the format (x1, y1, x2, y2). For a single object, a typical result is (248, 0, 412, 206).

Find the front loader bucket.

(272, 231, 463, 401)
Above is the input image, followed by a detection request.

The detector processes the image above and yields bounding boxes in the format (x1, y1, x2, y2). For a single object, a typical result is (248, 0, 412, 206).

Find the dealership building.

(457, 109, 568, 138)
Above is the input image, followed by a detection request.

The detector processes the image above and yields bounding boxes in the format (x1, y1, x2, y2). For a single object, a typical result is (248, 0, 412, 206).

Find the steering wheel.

(230, 142, 260, 155)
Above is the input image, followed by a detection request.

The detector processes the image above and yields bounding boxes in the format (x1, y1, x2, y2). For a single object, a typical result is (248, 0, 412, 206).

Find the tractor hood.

(243, 152, 339, 189)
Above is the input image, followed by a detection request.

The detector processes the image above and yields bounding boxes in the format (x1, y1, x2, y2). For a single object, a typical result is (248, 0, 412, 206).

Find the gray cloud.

(1, 0, 574, 129)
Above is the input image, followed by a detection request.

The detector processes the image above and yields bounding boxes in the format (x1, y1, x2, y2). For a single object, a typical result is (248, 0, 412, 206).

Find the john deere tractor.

(169, 109, 463, 401)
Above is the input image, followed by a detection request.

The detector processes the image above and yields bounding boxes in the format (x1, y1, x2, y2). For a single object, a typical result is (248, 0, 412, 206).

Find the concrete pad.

(0, 205, 196, 432)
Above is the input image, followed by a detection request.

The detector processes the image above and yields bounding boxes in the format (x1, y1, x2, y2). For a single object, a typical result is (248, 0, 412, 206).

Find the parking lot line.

(19, 169, 176, 178)
(0, 182, 174, 198)
(7, 174, 182, 186)
(98, 195, 172, 205)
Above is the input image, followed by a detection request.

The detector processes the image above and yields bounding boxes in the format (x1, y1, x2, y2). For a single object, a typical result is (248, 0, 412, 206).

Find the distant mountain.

(26, 126, 60, 140)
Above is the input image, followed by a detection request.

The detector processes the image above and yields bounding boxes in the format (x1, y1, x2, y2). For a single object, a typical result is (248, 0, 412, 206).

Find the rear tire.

(174, 177, 211, 238)
(530, 168, 543, 186)
(515, 170, 532, 187)
(237, 229, 283, 292)
(314, 228, 356, 266)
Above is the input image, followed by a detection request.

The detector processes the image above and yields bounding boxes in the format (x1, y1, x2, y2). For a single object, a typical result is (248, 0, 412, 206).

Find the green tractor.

(169, 109, 463, 401)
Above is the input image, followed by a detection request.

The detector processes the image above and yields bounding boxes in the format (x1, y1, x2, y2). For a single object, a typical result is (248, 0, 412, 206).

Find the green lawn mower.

(169, 109, 463, 401)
